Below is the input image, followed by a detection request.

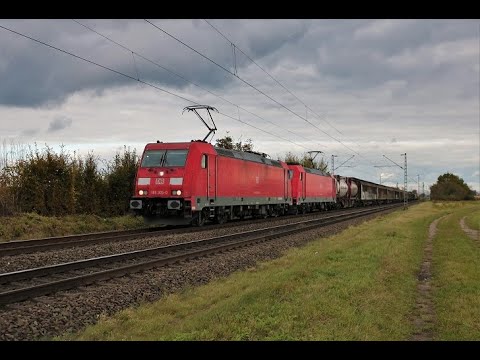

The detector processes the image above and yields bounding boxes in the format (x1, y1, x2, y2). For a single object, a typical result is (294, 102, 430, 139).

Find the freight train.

(129, 140, 411, 226)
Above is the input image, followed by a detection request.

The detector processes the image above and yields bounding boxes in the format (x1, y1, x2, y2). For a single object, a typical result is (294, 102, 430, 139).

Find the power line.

(144, 19, 371, 161)
(0, 23, 312, 152)
(0, 24, 194, 104)
(201, 20, 392, 169)
(203, 19, 344, 137)
(72, 19, 322, 150)
(203, 20, 382, 166)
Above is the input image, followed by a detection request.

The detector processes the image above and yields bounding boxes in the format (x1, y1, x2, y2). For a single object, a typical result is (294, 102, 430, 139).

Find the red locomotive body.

(288, 164, 337, 213)
(130, 141, 292, 225)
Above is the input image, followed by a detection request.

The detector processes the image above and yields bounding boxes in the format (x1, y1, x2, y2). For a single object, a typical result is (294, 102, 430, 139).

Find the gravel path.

(0, 208, 397, 341)
(459, 217, 479, 244)
(410, 215, 447, 341)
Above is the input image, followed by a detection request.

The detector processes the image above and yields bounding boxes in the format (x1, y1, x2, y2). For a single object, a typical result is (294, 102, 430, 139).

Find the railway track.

(0, 203, 412, 257)
(0, 203, 402, 306)
(0, 215, 301, 257)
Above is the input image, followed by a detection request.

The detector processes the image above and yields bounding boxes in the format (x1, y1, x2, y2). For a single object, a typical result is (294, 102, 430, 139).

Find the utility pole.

(417, 174, 420, 199)
(382, 153, 408, 210)
(402, 153, 407, 209)
(422, 182, 425, 199)
(331, 155, 338, 175)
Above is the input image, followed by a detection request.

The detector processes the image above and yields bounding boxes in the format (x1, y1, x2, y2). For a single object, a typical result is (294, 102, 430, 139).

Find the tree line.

(430, 172, 475, 201)
(0, 142, 138, 217)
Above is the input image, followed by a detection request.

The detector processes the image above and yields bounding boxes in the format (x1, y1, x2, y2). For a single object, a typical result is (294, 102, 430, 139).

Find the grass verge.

(0, 213, 144, 242)
(464, 208, 480, 230)
(433, 204, 480, 340)
(62, 201, 480, 340)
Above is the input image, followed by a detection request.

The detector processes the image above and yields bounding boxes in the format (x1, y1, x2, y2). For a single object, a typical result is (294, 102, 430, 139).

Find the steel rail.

(0, 204, 402, 306)
(0, 204, 406, 256)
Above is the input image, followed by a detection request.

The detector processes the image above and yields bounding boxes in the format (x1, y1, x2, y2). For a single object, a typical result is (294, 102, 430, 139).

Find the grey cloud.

(21, 128, 39, 136)
(48, 116, 72, 132)
(0, 19, 310, 108)
(1, 19, 476, 108)
(259, 20, 478, 97)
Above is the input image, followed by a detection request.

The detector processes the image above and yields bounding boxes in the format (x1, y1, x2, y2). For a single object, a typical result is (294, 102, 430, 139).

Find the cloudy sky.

(0, 19, 478, 193)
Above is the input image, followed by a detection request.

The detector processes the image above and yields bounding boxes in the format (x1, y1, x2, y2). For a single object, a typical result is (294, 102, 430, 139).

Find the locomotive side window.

(201, 154, 207, 169)
(300, 173, 303, 180)
(288, 170, 293, 179)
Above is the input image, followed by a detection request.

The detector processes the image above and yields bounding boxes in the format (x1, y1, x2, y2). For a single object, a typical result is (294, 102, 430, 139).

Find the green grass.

(0, 213, 144, 242)
(60, 201, 480, 341)
(433, 205, 480, 340)
(464, 208, 480, 230)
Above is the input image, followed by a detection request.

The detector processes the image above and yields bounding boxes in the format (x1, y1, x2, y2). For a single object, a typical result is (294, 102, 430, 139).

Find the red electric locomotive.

(129, 105, 408, 226)
(129, 140, 293, 226)
(287, 164, 337, 213)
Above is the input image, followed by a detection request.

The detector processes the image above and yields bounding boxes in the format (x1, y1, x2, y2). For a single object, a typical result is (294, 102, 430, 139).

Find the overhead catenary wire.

(72, 19, 323, 150)
(203, 19, 375, 155)
(144, 19, 379, 168)
(204, 19, 344, 137)
(0, 23, 313, 152)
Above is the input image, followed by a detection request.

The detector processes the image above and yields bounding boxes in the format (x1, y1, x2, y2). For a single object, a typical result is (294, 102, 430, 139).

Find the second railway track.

(0, 204, 401, 306)
(0, 204, 413, 257)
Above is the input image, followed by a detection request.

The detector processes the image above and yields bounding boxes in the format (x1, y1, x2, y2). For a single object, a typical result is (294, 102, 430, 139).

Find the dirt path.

(460, 217, 479, 243)
(410, 216, 446, 341)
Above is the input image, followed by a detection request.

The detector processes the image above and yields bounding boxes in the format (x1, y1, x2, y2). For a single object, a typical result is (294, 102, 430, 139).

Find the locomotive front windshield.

(141, 149, 188, 167)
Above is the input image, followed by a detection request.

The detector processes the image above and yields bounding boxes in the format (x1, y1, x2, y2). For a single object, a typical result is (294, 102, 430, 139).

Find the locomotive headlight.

(171, 190, 182, 196)
(139, 190, 144, 195)
(176, 190, 182, 196)
(159, 171, 164, 176)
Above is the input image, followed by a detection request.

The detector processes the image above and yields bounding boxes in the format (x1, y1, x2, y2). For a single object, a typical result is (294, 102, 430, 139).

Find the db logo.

(155, 178, 165, 185)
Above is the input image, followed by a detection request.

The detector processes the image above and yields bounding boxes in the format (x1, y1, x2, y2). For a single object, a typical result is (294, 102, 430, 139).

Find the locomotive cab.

(130, 141, 216, 225)
(130, 140, 294, 226)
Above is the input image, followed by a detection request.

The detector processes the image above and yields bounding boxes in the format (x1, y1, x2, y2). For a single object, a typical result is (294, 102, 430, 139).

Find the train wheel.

(192, 210, 206, 227)
(216, 212, 228, 224)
